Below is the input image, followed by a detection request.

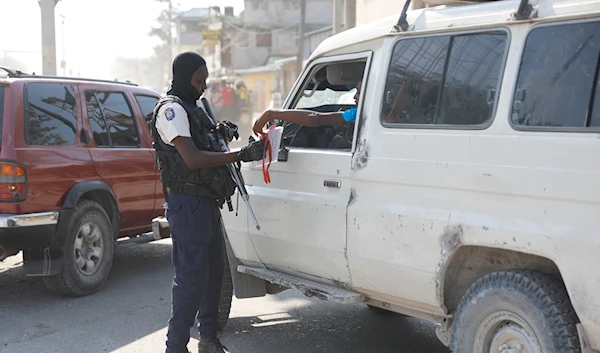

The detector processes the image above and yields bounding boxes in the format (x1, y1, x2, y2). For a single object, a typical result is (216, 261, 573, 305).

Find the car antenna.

(393, 0, 412, 32)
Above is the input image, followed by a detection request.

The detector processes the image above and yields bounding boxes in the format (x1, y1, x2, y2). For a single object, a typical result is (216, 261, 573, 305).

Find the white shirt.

(155, 102, 191, 146)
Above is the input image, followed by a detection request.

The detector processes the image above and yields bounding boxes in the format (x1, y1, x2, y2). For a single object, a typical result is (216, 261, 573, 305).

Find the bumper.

(0, 212, 59, 248)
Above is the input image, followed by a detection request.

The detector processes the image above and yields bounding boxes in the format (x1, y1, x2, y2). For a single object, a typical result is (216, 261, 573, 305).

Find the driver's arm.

(253, 109, 354, 136)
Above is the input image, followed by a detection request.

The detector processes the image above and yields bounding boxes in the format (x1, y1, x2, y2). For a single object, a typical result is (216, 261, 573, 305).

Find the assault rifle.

(200, 97, 261, 231)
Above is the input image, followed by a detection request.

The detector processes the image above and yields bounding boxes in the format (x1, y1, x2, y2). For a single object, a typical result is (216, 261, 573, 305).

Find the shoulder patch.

(165, 106, 175, 121)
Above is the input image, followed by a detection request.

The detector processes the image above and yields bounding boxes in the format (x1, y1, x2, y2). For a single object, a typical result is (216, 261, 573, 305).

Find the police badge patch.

(165, 107, 175, 121)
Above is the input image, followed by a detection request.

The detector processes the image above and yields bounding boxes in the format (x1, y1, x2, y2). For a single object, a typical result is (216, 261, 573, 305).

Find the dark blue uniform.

(165, 191, 224, 353)
(153, 51, 263, 353)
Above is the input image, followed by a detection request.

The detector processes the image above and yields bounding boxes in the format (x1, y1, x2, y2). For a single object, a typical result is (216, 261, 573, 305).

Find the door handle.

(324, 180, 341, 188)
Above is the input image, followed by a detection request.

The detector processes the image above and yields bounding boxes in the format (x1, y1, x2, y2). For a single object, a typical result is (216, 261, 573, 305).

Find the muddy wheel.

(43, 200, 114, 296)
(450, 270, 581, 353)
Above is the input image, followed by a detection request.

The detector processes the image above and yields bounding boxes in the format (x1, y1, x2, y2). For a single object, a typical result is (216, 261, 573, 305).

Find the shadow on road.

(1, 241, 449, 353)
(214, 300, 449, 353)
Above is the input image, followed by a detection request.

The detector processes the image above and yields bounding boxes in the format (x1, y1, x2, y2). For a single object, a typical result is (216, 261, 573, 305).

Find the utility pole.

(60, 14, 66, 76)
(296, 0, 306, 77)
(39, 0, 60, 75)
(167, 0, 173, 66)
(344, 0, 356, 30)
(333, 0, 342, 34)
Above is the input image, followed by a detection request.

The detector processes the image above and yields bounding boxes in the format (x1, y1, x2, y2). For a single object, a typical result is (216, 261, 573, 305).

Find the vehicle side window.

(511, 21, 600, 129)
(134, 95, 159, 134)
(279, 61, 365, 150)
(382, 31, 507, 127)
(24, 83, 77, 146)
(85, 92, 110, 146)
(84, 91, 140, 147)
(592, 72, 600, 127)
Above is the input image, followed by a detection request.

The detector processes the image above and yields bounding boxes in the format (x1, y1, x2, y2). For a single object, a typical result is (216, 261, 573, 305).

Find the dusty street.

(0, 240, 449, 353)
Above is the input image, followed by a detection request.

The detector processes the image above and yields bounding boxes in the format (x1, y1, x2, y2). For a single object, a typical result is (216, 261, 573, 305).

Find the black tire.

(43, 200, 114, 297)
(451, 270, 581, 353)
(217, 240, 233, 331)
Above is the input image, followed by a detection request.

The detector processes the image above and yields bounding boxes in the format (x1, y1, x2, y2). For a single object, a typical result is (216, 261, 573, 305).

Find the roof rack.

(0, 66, 137, 86)
(392, 0, 530, 33)
(393, 0, 413, 32)
(0, 66, 29, 77)
(512, 0, 534, 20)
(25, 75, 139, 86)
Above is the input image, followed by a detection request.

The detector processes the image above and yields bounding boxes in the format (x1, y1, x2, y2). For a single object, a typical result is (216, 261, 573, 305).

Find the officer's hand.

(237, 137, 266, 162)
(216, 121, 239, 142)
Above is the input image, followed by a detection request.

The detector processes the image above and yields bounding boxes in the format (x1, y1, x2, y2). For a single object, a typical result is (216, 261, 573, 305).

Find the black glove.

(237, 137, 266, 162)
(216, 121, 239, 142)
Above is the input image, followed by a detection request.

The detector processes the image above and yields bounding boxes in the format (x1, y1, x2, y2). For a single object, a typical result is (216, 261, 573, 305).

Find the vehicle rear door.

(131, 93, 163, 221)
(79, 84, 156, 234)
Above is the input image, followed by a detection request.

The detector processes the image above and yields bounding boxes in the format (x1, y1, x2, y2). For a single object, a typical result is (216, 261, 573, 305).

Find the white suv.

(157, 0, 600, 351)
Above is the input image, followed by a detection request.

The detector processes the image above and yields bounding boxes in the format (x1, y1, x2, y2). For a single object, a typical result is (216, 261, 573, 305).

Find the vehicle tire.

(450, 269, 581, 353)
(217, 237, 233, 331)
(43, 199, 114, 297)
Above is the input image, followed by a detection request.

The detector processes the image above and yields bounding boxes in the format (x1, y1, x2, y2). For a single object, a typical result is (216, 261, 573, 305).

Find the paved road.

(0, 240, 449, 353)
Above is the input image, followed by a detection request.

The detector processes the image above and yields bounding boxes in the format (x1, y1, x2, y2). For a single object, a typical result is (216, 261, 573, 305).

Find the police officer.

(152, 52, 265, 353)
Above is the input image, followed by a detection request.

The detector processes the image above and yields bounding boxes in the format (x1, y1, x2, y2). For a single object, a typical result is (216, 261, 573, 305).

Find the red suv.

(0, 67, 165, 296)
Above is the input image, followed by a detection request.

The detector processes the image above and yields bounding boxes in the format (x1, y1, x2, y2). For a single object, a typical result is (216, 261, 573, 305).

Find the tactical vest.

(151, 96, 236, 208)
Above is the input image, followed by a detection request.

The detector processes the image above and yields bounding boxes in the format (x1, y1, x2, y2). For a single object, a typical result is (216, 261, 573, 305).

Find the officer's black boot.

(197, 337, 228, 353)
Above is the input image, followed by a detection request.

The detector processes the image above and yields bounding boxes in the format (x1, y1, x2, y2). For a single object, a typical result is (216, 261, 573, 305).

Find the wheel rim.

(73, 222, 104, 276)
(474, 311, 543, 353)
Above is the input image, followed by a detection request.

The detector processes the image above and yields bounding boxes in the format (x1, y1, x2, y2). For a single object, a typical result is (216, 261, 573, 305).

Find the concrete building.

(175, 6, 235, 76)
(226, 0, 333, 69)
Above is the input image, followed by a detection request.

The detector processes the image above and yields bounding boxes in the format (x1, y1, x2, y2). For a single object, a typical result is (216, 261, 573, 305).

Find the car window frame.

(23, 81, 78, 147)
(280, 50, 373, 154)
(133, 93, 160, 138)
(380, 27, 511, 131)
(509, 17, 600, 133)
(84, 89, 142, 148)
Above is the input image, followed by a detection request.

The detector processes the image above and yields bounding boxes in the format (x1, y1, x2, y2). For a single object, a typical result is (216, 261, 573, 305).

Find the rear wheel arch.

(441, 245, 564, 315)
(450, 269, 581, 352)
(62, 181, 120, 238)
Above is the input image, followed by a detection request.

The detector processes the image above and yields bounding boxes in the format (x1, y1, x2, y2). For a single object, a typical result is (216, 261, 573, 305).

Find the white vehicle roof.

(311, 0, 600, 59)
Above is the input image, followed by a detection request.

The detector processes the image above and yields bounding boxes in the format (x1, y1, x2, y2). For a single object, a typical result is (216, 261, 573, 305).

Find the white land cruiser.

(155, 0, 600, 351)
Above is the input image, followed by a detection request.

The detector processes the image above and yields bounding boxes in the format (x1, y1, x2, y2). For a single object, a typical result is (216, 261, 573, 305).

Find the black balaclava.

(167, 52, 207, 104)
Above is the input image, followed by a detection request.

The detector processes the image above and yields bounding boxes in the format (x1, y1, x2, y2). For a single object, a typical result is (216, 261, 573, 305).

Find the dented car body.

(219, 0, 600, 350)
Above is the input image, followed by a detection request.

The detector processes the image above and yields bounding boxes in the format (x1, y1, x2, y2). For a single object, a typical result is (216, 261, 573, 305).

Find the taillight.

(0, 161, 27, 202)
